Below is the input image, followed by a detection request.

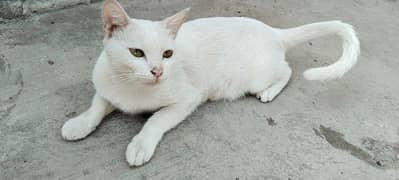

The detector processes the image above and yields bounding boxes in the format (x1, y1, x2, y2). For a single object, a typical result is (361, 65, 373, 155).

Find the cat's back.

(174, 17, 284, 100)
(180, 17, 273, 33)
(176, 17, 280, 53)
(176, 17, 277, 42)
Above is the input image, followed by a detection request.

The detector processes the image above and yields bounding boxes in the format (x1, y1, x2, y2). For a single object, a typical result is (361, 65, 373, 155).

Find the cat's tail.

(278, 21, 360, 81)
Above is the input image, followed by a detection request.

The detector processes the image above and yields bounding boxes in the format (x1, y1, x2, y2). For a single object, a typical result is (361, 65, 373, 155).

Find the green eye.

(129, 48, 145, 57)
(163, 50, 173, 58)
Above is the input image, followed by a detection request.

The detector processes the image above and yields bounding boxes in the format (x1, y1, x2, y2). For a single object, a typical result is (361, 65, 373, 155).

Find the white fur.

(278, 20, 360, 80)
(61, 8, 360, 166)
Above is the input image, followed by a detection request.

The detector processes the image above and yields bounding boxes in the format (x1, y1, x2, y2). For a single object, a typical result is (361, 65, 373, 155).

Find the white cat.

(62, 0, 359, 166)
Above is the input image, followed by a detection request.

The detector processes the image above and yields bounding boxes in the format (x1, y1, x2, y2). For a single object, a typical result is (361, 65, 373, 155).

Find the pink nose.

(150, 68, 163, 78)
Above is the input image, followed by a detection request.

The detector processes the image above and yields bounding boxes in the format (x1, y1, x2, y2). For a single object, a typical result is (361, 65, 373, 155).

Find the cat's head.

(101, 0, 189, 84)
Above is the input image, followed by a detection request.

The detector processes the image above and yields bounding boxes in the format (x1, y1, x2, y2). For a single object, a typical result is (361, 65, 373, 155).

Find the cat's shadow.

(90, 110, 154, 138)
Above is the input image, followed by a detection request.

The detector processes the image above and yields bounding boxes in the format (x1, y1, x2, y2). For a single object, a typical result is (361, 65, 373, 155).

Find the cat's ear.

(161, 8, 190, 39)
(102, 0, 130, 37)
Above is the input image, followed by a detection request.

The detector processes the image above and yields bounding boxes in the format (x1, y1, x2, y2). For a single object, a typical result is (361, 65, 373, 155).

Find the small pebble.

(267, 117, 277, 126)
(376, 160, 383, 167)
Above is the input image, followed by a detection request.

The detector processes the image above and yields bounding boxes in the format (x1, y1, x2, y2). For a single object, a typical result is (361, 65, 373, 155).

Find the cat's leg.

(256, 68, 292, 103)
(61, 93, 115, 140)
(126, 97, 201, 166)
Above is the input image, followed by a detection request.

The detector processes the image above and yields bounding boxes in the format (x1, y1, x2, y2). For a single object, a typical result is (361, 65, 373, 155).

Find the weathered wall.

(0, 0, 102, 19)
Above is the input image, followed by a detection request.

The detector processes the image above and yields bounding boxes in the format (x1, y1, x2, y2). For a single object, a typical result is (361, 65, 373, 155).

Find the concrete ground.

(1, 0, 399, 179)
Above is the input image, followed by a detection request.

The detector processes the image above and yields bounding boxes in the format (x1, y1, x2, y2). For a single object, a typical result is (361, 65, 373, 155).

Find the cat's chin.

(143, 78, 165, 86)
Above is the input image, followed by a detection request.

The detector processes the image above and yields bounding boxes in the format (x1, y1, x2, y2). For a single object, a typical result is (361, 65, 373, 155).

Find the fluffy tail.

(279, 21, 360, 81)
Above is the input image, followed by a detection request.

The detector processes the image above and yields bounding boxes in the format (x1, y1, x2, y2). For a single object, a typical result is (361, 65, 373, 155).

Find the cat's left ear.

(161, 8, 190, 39)
(102, 0, 130, 37)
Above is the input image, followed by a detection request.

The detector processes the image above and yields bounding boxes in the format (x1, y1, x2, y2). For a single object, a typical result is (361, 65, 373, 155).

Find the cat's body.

(176, 17, 288, 101)
(62, 0, 359, 167)
(95, 17, 287, 113)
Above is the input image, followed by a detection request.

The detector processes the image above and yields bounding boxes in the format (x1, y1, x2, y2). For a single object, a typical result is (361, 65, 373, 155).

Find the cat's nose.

(150, 68, 163, 78)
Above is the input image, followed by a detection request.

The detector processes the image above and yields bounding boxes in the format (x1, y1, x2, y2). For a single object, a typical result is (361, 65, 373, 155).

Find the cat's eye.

(163, 50, 173, 58)
(129, 48, 145, 58)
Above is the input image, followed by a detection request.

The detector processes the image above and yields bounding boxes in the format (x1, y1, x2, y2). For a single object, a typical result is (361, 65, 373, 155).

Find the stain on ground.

(82, 169, 90, 176)
(312, 128, 323, 139)
(362, 137, 399, 169)
(0, 55, 23, 120)
(315, 125, 399, 169)
(266, 117, 277, 126)
(65, 111, 77, 118)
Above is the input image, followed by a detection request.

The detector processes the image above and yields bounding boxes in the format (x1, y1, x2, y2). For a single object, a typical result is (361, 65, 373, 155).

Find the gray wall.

(0, 0, 102, 19)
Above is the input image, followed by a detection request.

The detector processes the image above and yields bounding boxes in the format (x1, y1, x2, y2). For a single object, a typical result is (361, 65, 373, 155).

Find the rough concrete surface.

(1, 0, 399, 179)
(0, 0, 101, 19)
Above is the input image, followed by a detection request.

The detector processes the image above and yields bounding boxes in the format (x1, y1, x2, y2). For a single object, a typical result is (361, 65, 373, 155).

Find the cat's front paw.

(126, 132, 161, 166)
(61, 115, 95, 141)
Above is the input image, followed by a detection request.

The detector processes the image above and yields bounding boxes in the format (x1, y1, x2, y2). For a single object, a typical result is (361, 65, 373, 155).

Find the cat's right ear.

(102, 0, 130, 37)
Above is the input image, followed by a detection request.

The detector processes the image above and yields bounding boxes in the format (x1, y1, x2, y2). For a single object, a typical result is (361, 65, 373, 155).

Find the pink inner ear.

(163, 8, 190, 38)
(102, 0, 129, 36)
